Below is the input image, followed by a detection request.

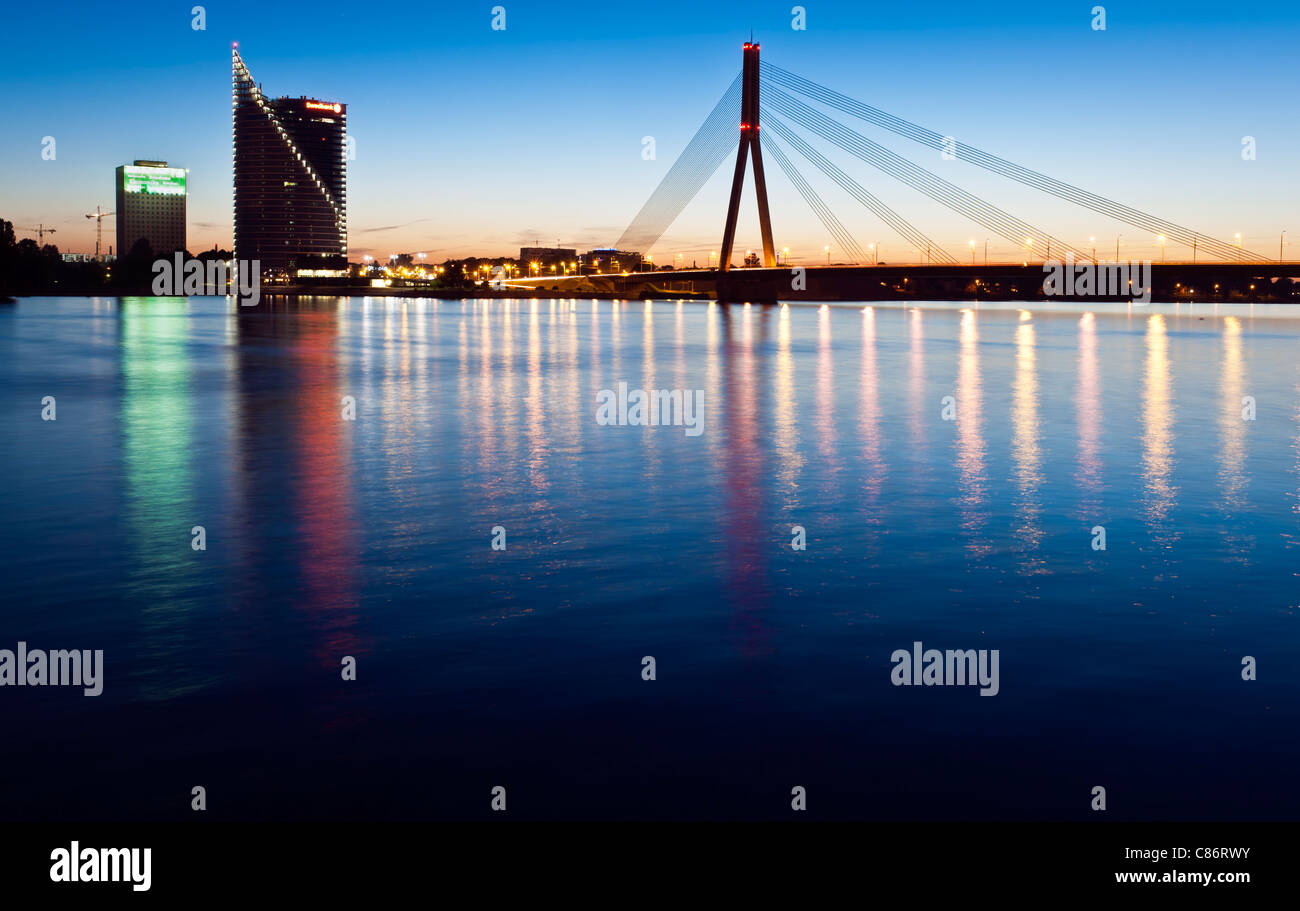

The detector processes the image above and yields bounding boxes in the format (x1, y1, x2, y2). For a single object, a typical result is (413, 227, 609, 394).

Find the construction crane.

(23, 224, 57, 245)
(85, 207, 113, 259)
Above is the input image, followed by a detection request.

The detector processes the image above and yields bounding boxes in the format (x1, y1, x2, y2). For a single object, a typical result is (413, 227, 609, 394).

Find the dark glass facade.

(232, 48, 347, 274)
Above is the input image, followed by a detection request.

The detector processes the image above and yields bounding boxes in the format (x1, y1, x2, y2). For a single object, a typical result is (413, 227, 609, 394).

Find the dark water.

(2, 296, 1296, 820)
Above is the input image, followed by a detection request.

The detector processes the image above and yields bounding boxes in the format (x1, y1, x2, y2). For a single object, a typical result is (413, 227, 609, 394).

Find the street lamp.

(869, 242, 876, 265)
(1090, 236, 1096, 263)
(1116, 234, 1122, 262)
(1157, 234, 1166, 263)
(824, 244, 830, 265)
(1024, 237, 1033, 264)
(782, 246, 790, 265)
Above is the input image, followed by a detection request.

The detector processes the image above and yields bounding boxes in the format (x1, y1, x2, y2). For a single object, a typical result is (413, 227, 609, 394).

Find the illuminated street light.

(1157, 234, 1166, 263)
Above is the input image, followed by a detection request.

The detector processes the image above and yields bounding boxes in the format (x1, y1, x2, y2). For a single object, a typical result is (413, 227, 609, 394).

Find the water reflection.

(954, 309, 989, 556)
(642, 300, 660, 480)
(858, 308, 884, 539)
(1141, 313, 1179, 545)
(908, 308, 926, 457)
(234, 303, 362, 691)
(526, 300, 549, 496)
(721, 304, 770, 654)
(291, 309, 361, 670)
(1219, 316, 1252, 561)
(119, 298, 203, 700)
(816, 305, 840, 484)
(11, 295, 1300, 822)
(1011, 313, 1044, 569)
(1075, 313, 1102, 521)
(773, 305, 802, 511)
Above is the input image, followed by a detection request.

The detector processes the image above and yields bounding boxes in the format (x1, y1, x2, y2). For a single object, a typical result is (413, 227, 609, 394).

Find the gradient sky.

(2, 0, 1297, 263)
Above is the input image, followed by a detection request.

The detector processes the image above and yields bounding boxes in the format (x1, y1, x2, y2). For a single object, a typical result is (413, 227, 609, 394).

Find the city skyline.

(1, 0, 1297, 262)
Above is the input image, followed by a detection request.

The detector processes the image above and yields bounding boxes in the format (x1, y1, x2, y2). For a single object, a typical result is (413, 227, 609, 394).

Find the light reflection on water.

(2, 296, 1298, 820)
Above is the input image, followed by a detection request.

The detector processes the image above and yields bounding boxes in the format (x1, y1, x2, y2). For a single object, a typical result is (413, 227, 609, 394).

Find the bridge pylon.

(719, 41, 777, 271)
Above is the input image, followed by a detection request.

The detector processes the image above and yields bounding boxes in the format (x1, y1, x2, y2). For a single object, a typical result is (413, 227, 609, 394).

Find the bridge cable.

(764, 87, 1088, 260)
(614, 76, 740, 252)
(766, 91, 1080, 259)
(765, 115, 957, 264)
(765, 89, 1069, 255)
(616, 74, 743, 254)
(763, 132, 867, 263)
(764, 62, 1266, 261)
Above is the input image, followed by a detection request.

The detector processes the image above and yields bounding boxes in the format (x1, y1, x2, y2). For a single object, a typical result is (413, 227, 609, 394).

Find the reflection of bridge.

(514, 42, 1295, 303)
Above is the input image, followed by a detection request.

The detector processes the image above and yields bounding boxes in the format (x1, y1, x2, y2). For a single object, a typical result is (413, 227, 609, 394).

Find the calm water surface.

(2, 296, 1297, 819)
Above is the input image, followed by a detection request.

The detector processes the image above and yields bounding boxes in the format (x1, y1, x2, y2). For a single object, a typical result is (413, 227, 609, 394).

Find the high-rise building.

(232, 46, 347, 275)
(115, 160, 187, 257)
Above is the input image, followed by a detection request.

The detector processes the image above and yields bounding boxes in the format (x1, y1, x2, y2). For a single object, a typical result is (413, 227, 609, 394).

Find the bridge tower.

(719, 41, 777, 271)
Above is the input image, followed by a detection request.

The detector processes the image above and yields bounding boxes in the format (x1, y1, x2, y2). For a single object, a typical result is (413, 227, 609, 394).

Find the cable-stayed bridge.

(511, 42, 1296, 303)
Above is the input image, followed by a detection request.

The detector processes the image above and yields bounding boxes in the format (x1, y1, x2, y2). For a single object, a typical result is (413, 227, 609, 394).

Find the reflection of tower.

(721, 305, 772, 654)
(719, 42, 776, 271)
(233, 306, 362, 700)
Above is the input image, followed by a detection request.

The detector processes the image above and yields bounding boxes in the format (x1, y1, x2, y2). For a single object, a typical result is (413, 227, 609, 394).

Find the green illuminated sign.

(123, 166, 187, 196)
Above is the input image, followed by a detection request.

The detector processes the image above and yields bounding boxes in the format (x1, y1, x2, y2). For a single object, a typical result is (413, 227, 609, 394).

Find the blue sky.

(1, 0, 1297, 262)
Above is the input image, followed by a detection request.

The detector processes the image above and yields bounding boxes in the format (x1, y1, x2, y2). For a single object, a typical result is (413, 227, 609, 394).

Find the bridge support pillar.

(719, 41, 777, 271)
